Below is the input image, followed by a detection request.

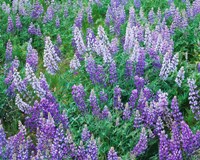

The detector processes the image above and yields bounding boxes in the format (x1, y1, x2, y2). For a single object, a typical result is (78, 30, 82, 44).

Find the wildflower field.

(0, 0, 200, 159)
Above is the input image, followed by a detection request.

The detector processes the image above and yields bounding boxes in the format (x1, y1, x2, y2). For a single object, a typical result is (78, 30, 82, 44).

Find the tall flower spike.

(171, 96, 183, 123)
(159, 131, 169, 160)
(44, 36, 61, 75)
(89, 89, 100, 116)
(108, 147, 118, 160)
(129, 89, 138, 109)
(0, 120, 7, 158)
(87, 5, 93, 24)
(56, 16, 60, 28)
(74, 10, 83, 28)
(72, 84, 86, 112)
(113, 86, 123, 110)
(109, 60, 118, 84)
(123, 103, 131, 120)
(101, 106, 111, 120)
(181, 121, 196, 155)
(70, 55, 81, 72)
(131, 127, 147, 156)
(26, 39, 38, 72)
(87, 136, 98, 160)
(81, 124, 91, 142)
(187, 78, 200, 120)
(7, 15, 14, 32)
(175, 67, 185, 87)
(15, 94, 31, 114)
(125, 59, 133, 80)
(85, 54, 97, 83)
(31, 0, 43, 19)
(73, 27, 86, 56)
(134, 110, 142, 128)
(15, 14, 22, 30)
(5, 39, 12, 63)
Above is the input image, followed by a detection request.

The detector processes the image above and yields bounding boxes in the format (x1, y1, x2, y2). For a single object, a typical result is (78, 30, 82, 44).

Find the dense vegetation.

(0, 0, 200, 159)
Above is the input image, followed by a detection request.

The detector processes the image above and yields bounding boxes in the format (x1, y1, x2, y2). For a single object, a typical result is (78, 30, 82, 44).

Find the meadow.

(0, 0, 200, 159)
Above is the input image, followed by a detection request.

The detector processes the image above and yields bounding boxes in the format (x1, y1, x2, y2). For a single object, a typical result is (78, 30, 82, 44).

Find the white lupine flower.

(175, 67, 185, 87)
(97, 25, 109, 46)
(70, 55, 81, 72)
(25, 63, 46, 97)
(15, 94, 31, 114)
(159, 52, 172, 80)
(13, 68, 26, 93)
(130, 40, 140, 63)
(44, 36, 60, 75)
(169, 53, 179, 71)
(73, 27, 86, 55)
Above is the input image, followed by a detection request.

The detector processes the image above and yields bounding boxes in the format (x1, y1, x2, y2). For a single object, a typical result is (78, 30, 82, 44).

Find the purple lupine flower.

(89, 89, 100, 117)
(155, 117, 164, 136)
(197, 62, 200, 72)
(28, 22, 37, 35)
(46, 5, 54, 22)
(193, 0, 200, 16)
(129, 89, 138, 109)
(86, 28, 96, 52)
(51, 124, 65, 159)
(31, 0, 43, 19)
(135, 49, 145, 77)
(5, 57, 20, 85)
(72, 84, 86, 112)
(77, 141, 87, 159)
(15, 14, 22, 30)
(123, 103, 131, 120)
(109, 60, 118, 84)
(7, 15, 14, 32)
(87, 6, 93, 24)
(131, 127, 147, 156)
(56, 16, 60, 28)
(99, 91, 108, 103)
(26, 39, 38, 72)
(57, 34, 62, 46)
(5, 39, 12, 63)
(109, 38, 118, 55)
(134, 76, 145, 92)
(156, 91, 169, 117)
(107, 147, 118, 160)
(170, 122, 181, 152)
(101, 106, 111, 119)
(143, 87, 152, 100)
(81, 124, 91, 142)
(64, 7, 68, 18)
(70, 55, 81, 72)
(96, 65, 106, 86)
(85, 54, 97, 83)
(87, 136, 98, 160)
(171, 96, 183, 123)
(124, 59, 133, 80)
(181, 121, 196, 155)
(134, 110, 142, 128)
(44, 36, 61, 75)
(143, 105, 156, 126)
(159, 131, 169, 160)
(134, 0, 141, 9)
(187, 78, 200, 120)
(175, 67, 185, 87)
(36, 26, 42, 36)
(169, 53, 179, 72)
(148, 8, 155, 24)
(73, 27, 86, 56)
(113, 86, 123, 110)
(0, 120, 7, 158)
(75, 10, 83, 28)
